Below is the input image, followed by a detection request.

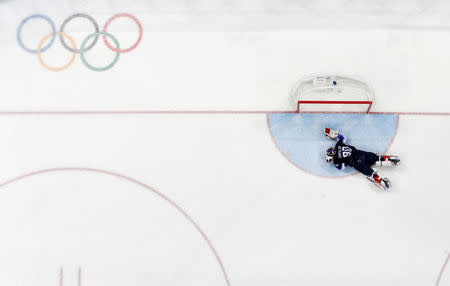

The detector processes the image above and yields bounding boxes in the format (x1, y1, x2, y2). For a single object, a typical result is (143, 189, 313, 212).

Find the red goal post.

(291, 75, 374, 113)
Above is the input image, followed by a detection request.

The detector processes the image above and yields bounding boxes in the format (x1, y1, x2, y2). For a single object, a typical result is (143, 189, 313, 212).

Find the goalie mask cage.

(291, 75, 374, 113)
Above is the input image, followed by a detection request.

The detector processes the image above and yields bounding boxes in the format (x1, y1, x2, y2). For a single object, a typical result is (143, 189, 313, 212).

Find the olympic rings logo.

(17, 13, 143, 72)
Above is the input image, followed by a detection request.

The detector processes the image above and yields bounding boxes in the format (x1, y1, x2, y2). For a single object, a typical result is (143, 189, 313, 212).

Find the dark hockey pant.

(350, 150, 379, 177)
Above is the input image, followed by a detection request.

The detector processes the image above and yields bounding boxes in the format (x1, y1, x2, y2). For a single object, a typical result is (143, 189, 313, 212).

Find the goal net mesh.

(290, 75, 374, 113)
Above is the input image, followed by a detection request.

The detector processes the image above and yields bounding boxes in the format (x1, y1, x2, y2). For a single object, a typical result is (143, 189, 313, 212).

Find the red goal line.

(297, 100, 373, 113)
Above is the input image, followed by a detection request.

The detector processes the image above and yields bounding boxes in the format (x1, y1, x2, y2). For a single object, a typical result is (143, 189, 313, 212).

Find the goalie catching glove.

(324, 128, 339, 140)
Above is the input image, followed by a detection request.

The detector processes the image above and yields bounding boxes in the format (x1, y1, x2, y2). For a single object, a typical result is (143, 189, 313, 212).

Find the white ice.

(0, 1, 449, 285)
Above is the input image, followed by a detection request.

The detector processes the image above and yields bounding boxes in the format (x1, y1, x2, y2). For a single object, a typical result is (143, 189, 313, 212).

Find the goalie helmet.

(325, 147, 335, 163)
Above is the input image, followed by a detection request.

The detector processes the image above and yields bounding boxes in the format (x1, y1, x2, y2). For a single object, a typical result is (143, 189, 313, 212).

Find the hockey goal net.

(291, 75, 374, 113)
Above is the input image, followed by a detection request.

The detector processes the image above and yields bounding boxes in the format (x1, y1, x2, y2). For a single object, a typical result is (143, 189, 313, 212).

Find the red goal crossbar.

(297, 100, 373, 113)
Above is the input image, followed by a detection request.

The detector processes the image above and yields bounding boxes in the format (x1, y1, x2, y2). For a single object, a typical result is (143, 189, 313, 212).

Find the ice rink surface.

(268, 113, 399, 176)
(0, 0, 449, 285)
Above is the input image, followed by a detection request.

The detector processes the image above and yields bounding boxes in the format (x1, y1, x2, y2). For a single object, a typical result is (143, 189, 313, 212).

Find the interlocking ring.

(17, 13, 143, 72)
(103, 13, 143, 53)
(37, 32, 77, 72)
(59, 13, 100, 54)
(17, 14, 56, 54)
(80, 32, 120, 72)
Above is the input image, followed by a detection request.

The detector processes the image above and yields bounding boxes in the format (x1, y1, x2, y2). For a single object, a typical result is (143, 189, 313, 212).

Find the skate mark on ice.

(266, 113, 399, 178)
(437, 253, 450, 286)
(59, 268, 81, 286)
(0, 167, 231, 286)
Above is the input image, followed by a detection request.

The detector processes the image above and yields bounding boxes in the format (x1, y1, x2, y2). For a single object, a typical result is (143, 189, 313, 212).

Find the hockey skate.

(367, 171, 391, 190)
(375, 155, 400, 167)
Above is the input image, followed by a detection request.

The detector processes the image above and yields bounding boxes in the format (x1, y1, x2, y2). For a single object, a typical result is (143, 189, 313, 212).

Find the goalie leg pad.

(375, 155, 400, 167)
(367, 171, 391, 190)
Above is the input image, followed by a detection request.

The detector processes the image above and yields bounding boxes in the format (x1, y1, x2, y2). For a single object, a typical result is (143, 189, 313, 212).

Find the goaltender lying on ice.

(324, 128, 400, 190)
